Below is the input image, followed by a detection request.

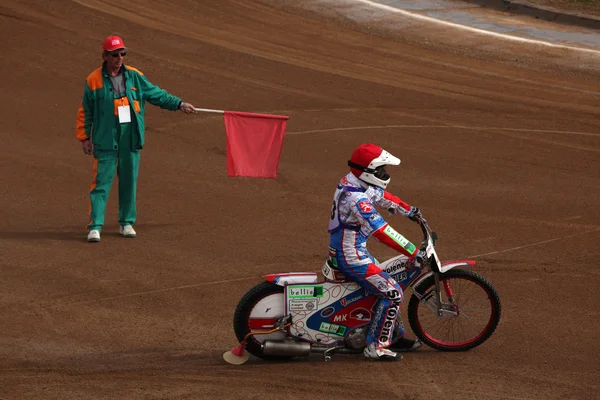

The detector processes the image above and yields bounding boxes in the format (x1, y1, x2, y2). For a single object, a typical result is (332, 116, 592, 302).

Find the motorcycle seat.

(322, 260, 350, 282)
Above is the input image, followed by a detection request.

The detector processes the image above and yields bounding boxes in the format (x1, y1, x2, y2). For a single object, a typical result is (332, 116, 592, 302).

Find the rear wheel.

(408, 269, 501, 351)
(233, 281, 291, 360)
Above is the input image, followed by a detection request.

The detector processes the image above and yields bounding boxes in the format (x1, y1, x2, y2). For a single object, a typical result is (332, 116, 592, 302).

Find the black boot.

(389, 337, 421, 352)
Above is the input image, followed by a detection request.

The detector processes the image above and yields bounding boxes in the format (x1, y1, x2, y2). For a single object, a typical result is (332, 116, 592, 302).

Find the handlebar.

(415, 216, 437, 249)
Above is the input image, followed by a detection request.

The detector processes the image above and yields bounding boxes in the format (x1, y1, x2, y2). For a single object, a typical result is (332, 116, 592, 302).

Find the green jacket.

(76, 63, 181, 151)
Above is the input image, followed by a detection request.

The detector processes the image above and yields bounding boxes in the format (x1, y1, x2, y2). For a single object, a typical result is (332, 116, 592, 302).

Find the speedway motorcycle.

(223, 216, 501, 364)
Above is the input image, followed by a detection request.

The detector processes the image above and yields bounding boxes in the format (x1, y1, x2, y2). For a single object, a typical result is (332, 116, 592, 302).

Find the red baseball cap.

(102, 35, 126, 52)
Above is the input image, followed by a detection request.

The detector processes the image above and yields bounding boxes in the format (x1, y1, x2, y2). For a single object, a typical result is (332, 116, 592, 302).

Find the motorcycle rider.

(328, 143, 423, 361)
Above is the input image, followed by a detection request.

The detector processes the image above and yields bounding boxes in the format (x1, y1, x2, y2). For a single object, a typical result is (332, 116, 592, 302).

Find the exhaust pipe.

(262, 340, 311, 357)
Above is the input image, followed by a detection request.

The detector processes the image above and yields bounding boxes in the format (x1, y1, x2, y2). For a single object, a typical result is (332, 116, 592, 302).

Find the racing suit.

(328, 172, 418, 349)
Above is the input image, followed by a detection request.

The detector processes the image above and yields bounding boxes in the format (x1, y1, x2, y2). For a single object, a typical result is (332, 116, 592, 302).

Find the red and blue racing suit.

(328, 173, 418, 349)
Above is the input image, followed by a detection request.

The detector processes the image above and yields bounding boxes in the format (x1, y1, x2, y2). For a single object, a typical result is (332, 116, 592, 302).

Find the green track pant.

(88, 123, 140, 231)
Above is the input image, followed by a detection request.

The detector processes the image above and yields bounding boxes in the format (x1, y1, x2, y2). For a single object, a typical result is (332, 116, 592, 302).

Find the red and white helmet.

(348, 143, 400, 189)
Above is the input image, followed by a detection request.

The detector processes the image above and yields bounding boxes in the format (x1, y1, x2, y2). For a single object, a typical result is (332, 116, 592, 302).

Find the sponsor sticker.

(288, 286, 324, 299)
(379, 289, 402, 346)
(383, 226, 417, 254)
(333, 314, 347, 322)
(341, 294, 362, 307)
(289, 299, 318, 311)
(368, 274, 394, 292)
(322, 262, 333, 279)
(357, 201, 374, 213)
(384, 260, 406, 275)
(370, 302, 385, 337)
(350, 307, 372, 321)
(319, 322, 347, 336)
(320, 306, 335, 317)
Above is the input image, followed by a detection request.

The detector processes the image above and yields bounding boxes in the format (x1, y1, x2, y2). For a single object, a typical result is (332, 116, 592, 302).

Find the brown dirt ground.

(1, 0, 599, 399)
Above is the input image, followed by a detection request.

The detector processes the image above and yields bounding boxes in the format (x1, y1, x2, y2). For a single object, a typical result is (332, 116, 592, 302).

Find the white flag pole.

(193, 107, 225, 114)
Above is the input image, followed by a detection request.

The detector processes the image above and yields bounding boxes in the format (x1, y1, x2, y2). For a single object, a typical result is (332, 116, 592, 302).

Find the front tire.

(408, 269, 501, 351)
(233, 281, 291, 360)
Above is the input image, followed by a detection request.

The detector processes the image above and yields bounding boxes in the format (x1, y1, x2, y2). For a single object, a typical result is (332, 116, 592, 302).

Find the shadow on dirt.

(0, 223, 175, 242)
(0, 230, 84, 242)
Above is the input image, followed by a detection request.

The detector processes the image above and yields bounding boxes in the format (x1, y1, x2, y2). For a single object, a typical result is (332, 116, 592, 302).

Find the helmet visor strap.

(348, 160, 374, 172)
(348, 161, 390, 181)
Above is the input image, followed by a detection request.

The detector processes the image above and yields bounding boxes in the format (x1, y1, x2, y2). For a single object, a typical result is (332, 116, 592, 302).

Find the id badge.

(118, 105, 131, 123)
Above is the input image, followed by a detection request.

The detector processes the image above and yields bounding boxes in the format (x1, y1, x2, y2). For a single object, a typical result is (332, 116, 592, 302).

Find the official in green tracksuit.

(76, 35, 197, 243)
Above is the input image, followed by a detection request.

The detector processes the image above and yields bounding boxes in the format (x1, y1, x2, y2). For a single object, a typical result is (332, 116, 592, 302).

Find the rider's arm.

(382, 191, 411, 216)
(366, 186, 412, 216)
(371, 223, 418, 258)
(353, 195, 418, 258)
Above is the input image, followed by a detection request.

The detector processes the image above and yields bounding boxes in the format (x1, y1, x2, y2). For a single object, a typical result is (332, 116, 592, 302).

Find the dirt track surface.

(1, 1, 599, 399)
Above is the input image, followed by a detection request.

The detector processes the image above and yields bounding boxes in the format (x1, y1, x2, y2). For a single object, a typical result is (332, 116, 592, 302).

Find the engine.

(344, 327, 367, 349)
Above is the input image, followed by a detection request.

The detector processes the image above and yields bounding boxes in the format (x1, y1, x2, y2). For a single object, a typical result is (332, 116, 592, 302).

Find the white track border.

(354, 0, 600, 55)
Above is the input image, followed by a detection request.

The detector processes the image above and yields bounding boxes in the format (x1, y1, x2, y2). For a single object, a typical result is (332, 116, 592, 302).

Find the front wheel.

(233, 281, 291, 360)
(408, 269, 501, 351)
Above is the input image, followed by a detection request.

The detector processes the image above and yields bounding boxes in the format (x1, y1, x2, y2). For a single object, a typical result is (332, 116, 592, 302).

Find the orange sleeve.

(76, 103, 88, 141)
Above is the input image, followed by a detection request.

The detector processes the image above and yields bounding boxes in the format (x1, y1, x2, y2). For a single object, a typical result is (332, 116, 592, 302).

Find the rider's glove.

(414, 249, 427, 265)
(407, 206, 422, 221)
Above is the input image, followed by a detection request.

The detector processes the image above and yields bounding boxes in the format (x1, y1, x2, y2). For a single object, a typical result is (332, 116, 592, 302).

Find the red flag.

(224, 111, 289, 178)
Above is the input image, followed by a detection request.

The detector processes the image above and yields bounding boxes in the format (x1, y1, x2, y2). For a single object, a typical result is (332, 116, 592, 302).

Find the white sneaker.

(87, 230, 101, 242)
(363, 343, 402, 361)
(119, 225, 136, 238)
